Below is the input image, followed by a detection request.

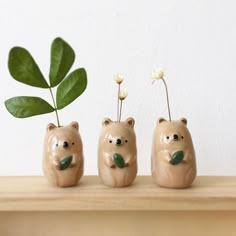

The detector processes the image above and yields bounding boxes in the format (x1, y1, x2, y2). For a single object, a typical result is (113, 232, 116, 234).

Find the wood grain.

(0, 211, 235, 236)
(0, 176, 235, 211)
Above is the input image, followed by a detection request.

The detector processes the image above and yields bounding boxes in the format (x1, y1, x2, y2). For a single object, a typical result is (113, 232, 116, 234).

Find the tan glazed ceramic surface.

(98, 118, 137, 187)
(43, 121, 84, 187)
(151, 118, 196, 188)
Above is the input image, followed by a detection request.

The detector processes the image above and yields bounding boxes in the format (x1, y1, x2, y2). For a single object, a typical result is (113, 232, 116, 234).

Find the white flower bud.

(151, 67, 164, 81)
(114, 74, 124, 84)
(119, 90, 128, 100)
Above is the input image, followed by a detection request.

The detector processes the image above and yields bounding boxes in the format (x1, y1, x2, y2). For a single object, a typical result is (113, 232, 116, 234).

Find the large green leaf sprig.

(5, 37, 87, 126)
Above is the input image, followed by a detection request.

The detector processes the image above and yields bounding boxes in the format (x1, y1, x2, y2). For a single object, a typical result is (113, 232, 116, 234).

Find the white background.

(0, 0, 235, 176)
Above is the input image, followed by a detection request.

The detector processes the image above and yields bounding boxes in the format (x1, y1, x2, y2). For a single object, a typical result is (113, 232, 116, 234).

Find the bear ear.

(125, 117, 135, 128)
(69, 121, 79, 130)
(180, 118, 187, 125)
(157, 117, 167, 124)
(102, 118, 112, 126)
(47, 123, 57, 131)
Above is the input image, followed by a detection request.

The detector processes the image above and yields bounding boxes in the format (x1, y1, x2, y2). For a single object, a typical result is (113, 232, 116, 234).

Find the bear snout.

(173, 134, 179, 141)
(116, 138, 122, 145)
(63, 141, 69, 149)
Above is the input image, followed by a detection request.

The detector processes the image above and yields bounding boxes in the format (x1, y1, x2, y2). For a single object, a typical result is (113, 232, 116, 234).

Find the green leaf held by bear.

(170, 150, 184, 165)
(113, 153, 126, 168)
(60, 156, 73, 170)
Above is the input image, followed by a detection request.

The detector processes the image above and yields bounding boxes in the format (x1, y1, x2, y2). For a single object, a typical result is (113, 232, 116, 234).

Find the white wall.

(0, 0, 235, 176)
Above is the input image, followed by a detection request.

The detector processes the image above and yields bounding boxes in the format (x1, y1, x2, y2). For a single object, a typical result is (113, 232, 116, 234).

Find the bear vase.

(43, 121, 84, 187)
(98, 117, 137, 187)
(151, 118, 196, 189)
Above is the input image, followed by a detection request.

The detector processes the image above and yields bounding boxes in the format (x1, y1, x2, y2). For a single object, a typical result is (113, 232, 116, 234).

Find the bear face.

(98, 117, 137, 187)
(151, 117, 196, 188)
(155, 117, 193, 151)
(43, 121, 84, 187)
(45, 122, 83, 168)
(99, 118, 136, 156)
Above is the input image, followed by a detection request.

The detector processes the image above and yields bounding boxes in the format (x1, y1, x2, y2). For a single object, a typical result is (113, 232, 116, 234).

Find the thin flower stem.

(162, 78, 172, 121)
(49, 87, 60, 127)
(117, 84, 120, 122)
(119, 100, 123, 122)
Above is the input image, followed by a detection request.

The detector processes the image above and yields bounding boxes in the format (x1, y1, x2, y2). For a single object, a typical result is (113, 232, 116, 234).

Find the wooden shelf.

(0, 176, 236, 235)
(0, 176, 236, 211)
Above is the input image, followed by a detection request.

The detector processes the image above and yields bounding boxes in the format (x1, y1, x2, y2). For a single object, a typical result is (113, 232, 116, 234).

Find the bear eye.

(181, 136, 184, 139)
(166, 136, 169, 139)
(109, 140, 112, 143)
(125, 140, 128, 143)
(72, 142, 75, 145)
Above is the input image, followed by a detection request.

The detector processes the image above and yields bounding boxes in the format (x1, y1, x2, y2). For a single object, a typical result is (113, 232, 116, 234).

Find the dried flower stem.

(117, 84, 121, 122)
(162, 78, 172, 121)
(119, 100, 123, 122)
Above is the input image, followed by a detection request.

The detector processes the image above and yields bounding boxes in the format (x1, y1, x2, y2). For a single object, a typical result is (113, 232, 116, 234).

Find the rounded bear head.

(153, 117, 194, 151)
(44, 121, 83, 162)
(99, 117, 136, 153)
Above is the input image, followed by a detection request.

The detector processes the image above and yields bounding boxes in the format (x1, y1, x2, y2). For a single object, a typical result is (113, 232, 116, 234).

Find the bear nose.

(63, 141, 69, 149)
(173, 134, 179, 140)
(116, 139, 122, 145)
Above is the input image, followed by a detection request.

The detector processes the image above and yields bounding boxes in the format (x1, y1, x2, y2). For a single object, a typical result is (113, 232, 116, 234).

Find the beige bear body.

(151, 118, 196, 188)
(98, 118, 137, 187)
(43, 122, 84, 187)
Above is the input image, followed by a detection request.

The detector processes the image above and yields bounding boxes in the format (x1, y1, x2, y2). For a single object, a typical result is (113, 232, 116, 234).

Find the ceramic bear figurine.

(43, 121, 84, 187)
(98, 118, 137, 187)
(151, 118, 196, 188)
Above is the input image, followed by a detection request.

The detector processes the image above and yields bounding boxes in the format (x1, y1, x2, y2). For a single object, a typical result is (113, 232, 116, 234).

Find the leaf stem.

(49, 87, 60, 127)
(162, 78, 172, 121)
(117, 84, 120, 122)
(119, 100, 123, 122)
